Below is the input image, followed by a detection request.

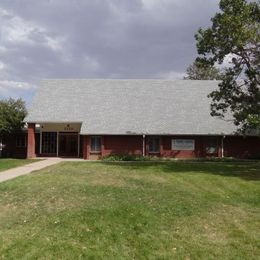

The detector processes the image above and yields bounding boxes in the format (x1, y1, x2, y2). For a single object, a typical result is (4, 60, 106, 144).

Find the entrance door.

(58, 133, 78, 157)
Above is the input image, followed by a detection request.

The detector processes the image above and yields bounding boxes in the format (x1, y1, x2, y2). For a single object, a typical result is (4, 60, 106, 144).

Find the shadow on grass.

(100, 161, 260, 181)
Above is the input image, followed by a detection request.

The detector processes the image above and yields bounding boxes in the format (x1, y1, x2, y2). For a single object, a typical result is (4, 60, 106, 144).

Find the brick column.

(27, 123, 36, 158)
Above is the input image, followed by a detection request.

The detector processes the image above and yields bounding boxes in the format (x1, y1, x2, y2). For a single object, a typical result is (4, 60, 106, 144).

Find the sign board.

(172, 139, 195, 151)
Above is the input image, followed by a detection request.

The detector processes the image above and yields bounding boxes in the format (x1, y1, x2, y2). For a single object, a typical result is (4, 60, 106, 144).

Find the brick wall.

(82, 135, 260, 160)
(1, 133, 27, 158)
(103, 135, 143, 156)
(83, 135, 143, 159)
(223, 136, 260, 159)
(3, 133, 259, 160)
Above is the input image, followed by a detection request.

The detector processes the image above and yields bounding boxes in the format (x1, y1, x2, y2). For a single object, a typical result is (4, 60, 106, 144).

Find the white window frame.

(148, 136, 160, 153)
(16, 135, 27, 148)
(172, 139, 195, 151)
(205, 137, 218, 154)
(90, 136, 101, 153)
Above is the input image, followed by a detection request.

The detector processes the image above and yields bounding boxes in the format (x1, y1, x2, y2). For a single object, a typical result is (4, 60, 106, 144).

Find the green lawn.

(0, 159, 39, 172)
(0, 161, 259, 259)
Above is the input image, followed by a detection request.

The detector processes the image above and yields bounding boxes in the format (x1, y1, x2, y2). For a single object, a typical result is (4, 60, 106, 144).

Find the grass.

(0, 161, 259, 259)
(0, 159, 40, 172)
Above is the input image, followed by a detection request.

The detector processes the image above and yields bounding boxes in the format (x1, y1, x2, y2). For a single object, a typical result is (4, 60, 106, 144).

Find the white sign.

(172, 139, 195, 151)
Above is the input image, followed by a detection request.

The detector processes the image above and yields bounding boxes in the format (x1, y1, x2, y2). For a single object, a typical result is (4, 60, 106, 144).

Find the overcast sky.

(0, 0, 219, 104)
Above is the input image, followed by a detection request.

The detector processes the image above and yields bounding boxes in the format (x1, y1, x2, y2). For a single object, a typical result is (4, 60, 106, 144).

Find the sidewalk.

(0, 158, 62, 183)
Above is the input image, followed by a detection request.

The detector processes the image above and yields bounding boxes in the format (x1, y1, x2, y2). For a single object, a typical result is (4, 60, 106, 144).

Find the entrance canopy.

(40, 123, 82, 133)
(38, 123, 82, 157)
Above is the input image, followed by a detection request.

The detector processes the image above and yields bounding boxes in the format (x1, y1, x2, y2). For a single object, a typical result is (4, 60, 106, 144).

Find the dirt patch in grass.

(87, 172, 127, 187)
(124, 173, 170, 185)
(161, 204, 260, 258)
(201, 205, 254, 242)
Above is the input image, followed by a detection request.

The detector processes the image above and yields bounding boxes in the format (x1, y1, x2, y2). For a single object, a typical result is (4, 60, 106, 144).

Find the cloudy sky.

(0, 0, 219, 104)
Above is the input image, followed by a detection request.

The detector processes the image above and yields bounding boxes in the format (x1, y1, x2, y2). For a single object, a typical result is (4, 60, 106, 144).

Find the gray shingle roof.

(25, 79, 238, 135)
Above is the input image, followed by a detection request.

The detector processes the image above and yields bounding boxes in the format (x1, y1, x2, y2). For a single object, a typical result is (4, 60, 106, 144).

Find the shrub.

(101, 154, 150, 161)
(247, 154, 260, 160)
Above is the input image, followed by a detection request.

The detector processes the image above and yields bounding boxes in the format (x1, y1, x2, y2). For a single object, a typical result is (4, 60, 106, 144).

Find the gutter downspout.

(39, 131, 42, 155)
(142, 135, 145, 156)
(221, 135, 225, 158)
(56, 132, 59, 157)
(78, 134, 80, 158)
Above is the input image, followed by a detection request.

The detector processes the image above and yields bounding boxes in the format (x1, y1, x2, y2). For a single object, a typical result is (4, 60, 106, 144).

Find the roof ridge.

(40, 78, 220, 82)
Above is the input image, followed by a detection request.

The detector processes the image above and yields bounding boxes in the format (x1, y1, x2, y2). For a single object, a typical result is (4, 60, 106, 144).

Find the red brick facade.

(223, 136, 260, 158)
(1, 132, 40, 159)
(2, 132, 259, 160)
(1, 133, 27, 158)
(81, 135, 260, 160)
(82, 135, 143, 160)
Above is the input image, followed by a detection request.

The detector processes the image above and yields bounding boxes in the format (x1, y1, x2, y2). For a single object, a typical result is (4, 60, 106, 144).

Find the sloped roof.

(25, 79, 238, 135)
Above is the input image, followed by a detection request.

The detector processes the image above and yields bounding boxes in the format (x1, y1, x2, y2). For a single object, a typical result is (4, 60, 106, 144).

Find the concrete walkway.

(0, 158, 63, 183)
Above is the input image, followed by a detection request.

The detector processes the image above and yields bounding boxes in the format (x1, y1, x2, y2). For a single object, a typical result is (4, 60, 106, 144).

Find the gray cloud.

(0, 0, 219, 104)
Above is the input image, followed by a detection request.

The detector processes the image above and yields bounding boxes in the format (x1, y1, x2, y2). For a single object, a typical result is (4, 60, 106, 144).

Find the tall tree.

(184, 60, 223, 80)
(195, 0, 260, 133)
(0, 98, 27, 138)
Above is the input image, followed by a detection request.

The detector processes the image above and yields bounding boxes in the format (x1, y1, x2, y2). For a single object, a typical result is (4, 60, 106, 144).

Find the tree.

(195, 0, 260, 133)
(184, 60, 223, 80)
(0, 98, 27, 138)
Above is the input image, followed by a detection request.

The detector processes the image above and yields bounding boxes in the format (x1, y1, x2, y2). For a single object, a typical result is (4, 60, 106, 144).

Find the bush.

(247, 154, 260, 160)
(101, 154, 150, 161)
(101, 155, 259, 162)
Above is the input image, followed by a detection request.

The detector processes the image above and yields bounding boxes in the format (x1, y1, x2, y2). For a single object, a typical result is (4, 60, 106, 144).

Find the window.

(16, 135, 27, 148)
(205, 137, 218, 154)
(42, 132, 57, 154)
(91, 136, 101, 152)
(172, 139, 195, 151)
(148, 137, 160, 153)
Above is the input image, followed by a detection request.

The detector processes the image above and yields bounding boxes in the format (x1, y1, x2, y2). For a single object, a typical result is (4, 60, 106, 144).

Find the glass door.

(58, 133, 78, 157)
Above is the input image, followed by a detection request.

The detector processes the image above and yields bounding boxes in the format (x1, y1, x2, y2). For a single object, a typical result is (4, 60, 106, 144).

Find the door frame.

(58, 132, 80, 157)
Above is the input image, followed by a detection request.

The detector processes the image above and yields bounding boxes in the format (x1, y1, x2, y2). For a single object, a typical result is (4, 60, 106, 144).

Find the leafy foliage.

(195, 0, 260, 133)
(101, 154, 150, 161)
(0, 98, 27, 138)
(184, 60, 223, 80)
